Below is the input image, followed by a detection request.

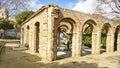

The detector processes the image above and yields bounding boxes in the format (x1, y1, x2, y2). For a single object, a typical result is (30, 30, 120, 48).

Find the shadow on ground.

(0, 45, 119, 68)
(41, 61, 108, 68)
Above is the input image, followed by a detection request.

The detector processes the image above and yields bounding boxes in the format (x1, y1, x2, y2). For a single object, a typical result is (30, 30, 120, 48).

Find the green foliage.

(0, 19, 14, 30)
(83, 27, 107, 49)
(83, 27, 92, 48)
(101, 29, 107, 48)
(15, 11, 34, 26)
(1, 36, 20, 39)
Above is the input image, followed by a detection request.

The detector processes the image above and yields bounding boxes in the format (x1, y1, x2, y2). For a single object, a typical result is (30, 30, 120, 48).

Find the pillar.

(92, 32, 97, 54)
(24, 28, 27, 44)
(72, 32, 77, 57)
(46, 7, 56, 61)
(106, 32, 114, 53)
(75, 31, 82, 57)
(106, 34, 111, 53)
(95, 30, 101, 54)
(30, 25, 36, 52)
(21, 28, 24, 46)
(110, 33, 115, 52)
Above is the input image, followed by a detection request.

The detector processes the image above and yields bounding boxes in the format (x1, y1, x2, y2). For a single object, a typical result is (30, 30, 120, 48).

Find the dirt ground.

(0, 43, 120, 68)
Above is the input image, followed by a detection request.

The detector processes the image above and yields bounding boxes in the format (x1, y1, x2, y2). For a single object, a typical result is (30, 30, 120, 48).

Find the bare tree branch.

(0, 0, 31, 16)
(95, 0, 120, 19)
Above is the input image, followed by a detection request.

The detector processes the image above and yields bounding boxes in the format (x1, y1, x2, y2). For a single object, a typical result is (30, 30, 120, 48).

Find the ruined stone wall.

(21, 8, 49, 60)
(21, 4, 120, 61)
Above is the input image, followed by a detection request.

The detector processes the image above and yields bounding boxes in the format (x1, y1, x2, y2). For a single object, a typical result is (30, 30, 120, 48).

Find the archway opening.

(56, 18, 74, 59)
(35, 22, 40, 53)
(101, 23, 111, 53)
(82, 22, 95, 56)
(26, 25, 30, 48)
(114, 26, 120, 51)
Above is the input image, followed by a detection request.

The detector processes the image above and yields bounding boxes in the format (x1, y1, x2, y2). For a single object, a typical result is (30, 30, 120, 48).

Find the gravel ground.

(0, 43, 120, 68)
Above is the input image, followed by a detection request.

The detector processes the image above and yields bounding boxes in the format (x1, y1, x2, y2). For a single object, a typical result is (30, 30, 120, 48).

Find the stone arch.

(34, 22, 40, 53)
(101, 23, 112, 53)
(82, 20, 97, 32)
(114, 25, 120, 52)
(82, 19, 97, 55)
(55, 18, 77, 59)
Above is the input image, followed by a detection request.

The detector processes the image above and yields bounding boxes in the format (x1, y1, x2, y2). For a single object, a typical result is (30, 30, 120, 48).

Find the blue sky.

(40, 0, 78, 9)
(29, 0, 98, 13)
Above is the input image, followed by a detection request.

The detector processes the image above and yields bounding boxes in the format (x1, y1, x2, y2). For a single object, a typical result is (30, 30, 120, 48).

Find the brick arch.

(82, 19, 97, 32)
(56, 12, 81, 26)
(115, 25, 120, 29)
(55, 16, 81, 57)
(83, 19, 97, 26)
(54, 18, 78, 59)
(57, 19, 74, 33)
(101, 23, 114, 53)
(57, 25, 69, 33)
(101, 23, 112, 34)
(81, 19, 98, 55)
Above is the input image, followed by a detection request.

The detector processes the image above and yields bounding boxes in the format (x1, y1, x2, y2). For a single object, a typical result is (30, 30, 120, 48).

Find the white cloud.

(28, 0, 43, 11)
(73, 0, 99, 13)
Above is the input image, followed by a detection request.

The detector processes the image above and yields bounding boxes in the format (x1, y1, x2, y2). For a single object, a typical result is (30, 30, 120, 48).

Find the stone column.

(110, 33, 115, 52)
(106, 32, 115, 53)
(47, 7, 56, 61)
(72, 32, 77, 57)
(21, 28, 24, 46)
(106, 34, 111, 53)
(92, 32, 97, 54)
(46, 5, 59, 61)
(24, 28, 27, 44)
(76, 31, 82, 57)
(29, 25, 34, 52)
(30, 25, 36, 53)
(95, 30, 101, 54)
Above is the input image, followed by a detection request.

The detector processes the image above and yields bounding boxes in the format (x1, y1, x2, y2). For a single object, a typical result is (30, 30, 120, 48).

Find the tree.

(0, 19, 14, 30)
(95, 0, 120, 20)
(15, 11, 34, 28)
(0, 0, 31, 16)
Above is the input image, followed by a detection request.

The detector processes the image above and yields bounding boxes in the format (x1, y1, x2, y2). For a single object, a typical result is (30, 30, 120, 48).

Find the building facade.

(0, 8, 8, 19)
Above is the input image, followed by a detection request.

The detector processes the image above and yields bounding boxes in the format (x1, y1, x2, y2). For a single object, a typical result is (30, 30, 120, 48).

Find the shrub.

(1, 36, 20, 39)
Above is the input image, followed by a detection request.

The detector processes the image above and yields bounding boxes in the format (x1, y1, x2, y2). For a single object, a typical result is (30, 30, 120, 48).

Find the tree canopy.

(15, 11, 34, 28)
(0, 19, 14, 30)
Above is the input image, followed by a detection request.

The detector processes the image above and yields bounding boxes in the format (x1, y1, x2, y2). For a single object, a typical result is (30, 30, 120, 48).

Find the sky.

(29, 0, 98, 14)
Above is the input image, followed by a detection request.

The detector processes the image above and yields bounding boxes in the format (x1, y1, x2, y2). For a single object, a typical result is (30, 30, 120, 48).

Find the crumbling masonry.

(21, 4, 120, 61)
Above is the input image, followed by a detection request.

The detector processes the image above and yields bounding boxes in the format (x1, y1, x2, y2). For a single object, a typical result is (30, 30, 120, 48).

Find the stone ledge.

(12, 46, 27, 51)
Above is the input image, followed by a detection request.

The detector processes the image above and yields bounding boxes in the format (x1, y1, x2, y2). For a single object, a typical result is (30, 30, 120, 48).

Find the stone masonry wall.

(21, 4, 120, 61)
